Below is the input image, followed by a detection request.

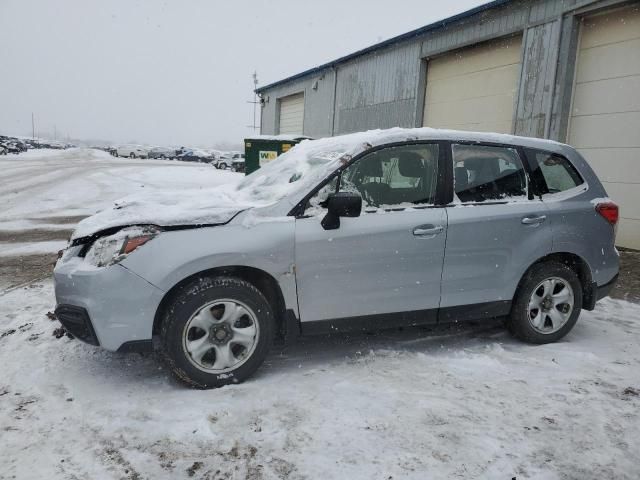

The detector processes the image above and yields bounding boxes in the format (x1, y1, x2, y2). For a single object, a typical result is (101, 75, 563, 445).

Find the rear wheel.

(159, 276, 274, 388)
(507, 262, 582, 344)
(130, 152, 136, 159)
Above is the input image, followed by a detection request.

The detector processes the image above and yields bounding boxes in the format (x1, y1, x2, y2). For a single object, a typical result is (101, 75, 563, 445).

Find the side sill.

(301, 309, 438, 336)
(299, 301, 513, 336)
(438, 300, 512, 323)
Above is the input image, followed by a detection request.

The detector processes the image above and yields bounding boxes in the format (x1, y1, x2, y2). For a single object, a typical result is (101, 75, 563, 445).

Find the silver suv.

(53, 129, 620, 388)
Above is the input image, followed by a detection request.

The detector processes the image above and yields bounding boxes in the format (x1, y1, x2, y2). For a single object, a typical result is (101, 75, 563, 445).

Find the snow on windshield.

(235, 136, 365, 203)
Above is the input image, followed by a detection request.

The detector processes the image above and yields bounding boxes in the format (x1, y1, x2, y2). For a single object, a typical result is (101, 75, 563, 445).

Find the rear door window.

(452, 144, 528, 203)
(528, 150, 584, 194)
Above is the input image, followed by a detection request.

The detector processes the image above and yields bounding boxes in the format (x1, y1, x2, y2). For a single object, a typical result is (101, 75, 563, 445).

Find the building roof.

(255, 0, 511, 93)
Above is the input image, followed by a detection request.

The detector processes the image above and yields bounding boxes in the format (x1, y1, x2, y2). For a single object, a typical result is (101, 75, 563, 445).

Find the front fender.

(120, 221, 297, 311)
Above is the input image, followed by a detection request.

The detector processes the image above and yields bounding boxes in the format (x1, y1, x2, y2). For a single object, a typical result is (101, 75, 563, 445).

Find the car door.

(440, 143, 552, 321)
(294, 142, 448, 331)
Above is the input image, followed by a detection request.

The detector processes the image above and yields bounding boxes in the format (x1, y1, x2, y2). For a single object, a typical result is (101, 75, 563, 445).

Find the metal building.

(255, 0, 640, 249)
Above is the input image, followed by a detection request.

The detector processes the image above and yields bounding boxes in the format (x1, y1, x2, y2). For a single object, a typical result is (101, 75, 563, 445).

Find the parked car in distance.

(0, 141, 24, 154)
(54, 128, 620, 389)
(148, 146, 178, 159)
(115, 145, 149, 159)
(214, 153, 232, 170)
(231, 152, 245, 172)
(176, 149, 214, 163)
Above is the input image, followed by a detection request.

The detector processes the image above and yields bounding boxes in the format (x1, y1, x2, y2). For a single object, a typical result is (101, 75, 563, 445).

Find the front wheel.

(159, 277, 274, 388)
(507, 262, 582, 344)
(130, 153, 136, 159)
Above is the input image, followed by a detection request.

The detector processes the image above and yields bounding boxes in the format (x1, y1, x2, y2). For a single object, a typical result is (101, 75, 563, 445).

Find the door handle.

(413, 225, 444, 236)
(521, 215, 547, 225)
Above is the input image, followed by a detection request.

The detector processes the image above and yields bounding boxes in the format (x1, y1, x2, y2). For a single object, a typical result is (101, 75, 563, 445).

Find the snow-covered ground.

(1, 148, 639, 479)
(0, 148, 241, 291)
(0, 148, 240, 252)
(1, 281, 639, 479)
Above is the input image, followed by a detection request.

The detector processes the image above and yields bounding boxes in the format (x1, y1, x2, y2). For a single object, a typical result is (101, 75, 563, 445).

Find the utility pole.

(54, 125, 57, 141)
(31, 113, 35, 139)
(246, 71, 260, 131)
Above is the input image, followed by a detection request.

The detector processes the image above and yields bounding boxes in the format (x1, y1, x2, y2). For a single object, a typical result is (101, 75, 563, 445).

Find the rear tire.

(130, 153, 136, 159)
(507, 262, 582, 344)
(159, 276, 274, 389)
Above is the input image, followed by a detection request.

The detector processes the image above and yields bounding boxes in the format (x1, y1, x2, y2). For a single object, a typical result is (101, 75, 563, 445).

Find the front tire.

(159, 276, 274, 388)
(507, 262, 582, 344)
(130, 153, 136, 158)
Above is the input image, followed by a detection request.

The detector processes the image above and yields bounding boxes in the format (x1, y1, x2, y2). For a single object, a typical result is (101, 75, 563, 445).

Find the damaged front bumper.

(53, 257, 166, 351)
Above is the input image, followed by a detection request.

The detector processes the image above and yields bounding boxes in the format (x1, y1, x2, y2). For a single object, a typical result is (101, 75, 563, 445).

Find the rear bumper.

(583, 273, 618, 310)
(596, 273, 618, 301)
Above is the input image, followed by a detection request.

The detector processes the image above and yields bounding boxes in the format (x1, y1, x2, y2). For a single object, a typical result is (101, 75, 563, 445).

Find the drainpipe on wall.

(330, 65, 338, 136)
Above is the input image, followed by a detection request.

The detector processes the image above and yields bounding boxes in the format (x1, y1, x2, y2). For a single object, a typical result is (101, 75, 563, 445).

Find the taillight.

(596, 202, 619, 226)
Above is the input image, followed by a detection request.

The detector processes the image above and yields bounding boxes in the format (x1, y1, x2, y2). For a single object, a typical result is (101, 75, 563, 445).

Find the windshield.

(235, 140, 352, 204)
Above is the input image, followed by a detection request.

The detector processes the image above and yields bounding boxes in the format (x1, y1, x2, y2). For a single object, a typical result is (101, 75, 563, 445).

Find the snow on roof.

(245, 134, 312, 142)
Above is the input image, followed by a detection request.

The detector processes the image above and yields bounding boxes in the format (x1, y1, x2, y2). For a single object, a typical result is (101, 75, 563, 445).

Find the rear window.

(530, 151, 583, 194)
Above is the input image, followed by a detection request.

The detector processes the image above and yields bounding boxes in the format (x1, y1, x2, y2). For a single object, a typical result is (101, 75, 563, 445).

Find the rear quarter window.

(529, 150, 584, 194)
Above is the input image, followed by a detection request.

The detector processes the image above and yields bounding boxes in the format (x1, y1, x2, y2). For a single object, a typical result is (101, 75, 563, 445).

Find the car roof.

(288, 128, 572, 166)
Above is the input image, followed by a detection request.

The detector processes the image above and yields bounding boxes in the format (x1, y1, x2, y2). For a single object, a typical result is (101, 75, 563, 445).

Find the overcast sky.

(0, 0, 485, 147)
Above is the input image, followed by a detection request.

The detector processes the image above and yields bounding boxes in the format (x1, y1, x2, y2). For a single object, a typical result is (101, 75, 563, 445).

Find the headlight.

(85, 226, 159, 267)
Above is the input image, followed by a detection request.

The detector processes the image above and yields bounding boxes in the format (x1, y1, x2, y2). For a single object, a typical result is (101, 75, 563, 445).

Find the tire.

(130, 153, 136, 159)
(159, 276, 274, 388)
(507, 262, 583, 344)
(219, 162, 227, 170)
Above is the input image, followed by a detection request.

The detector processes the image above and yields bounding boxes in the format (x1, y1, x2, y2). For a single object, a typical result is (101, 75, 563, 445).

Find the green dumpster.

(244, 135, 311, 175)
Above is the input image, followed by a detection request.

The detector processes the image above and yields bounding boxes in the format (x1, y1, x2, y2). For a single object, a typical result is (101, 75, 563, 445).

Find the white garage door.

(568, 6, 640, 249)
(278, 93, 305, 135)
(423, 35, 522, 134)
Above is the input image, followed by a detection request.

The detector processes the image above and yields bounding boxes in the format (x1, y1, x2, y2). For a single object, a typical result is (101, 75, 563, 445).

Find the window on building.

(452, 144, 527, 203)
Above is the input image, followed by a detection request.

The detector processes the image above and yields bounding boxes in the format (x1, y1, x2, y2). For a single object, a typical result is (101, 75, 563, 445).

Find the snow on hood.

(71, 130, 380, 240)
(72, 127, 558, 240)
(71, 186, 251, 240)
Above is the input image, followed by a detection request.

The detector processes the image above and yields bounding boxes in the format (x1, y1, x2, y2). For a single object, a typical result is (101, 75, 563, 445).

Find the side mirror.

(321, 192, 362, 230)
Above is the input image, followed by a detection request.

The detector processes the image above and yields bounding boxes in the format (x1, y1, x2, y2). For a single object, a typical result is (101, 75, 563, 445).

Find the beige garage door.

(423, 35, 522, 134)
(568, 6, 640, 249)
(278, 92, 305, 135)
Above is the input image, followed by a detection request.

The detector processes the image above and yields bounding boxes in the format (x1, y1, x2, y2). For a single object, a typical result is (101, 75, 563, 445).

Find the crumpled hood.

(71, 186, 256, 241)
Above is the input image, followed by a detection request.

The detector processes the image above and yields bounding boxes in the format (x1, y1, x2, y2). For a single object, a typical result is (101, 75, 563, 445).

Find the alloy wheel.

(527, 277, 574, 334)
(182, 299, 259, 373)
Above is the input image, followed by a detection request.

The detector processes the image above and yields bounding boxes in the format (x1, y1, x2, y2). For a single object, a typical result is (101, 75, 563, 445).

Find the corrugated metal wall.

(334, 43, 421, 134)
(258, 0, 632, 142)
